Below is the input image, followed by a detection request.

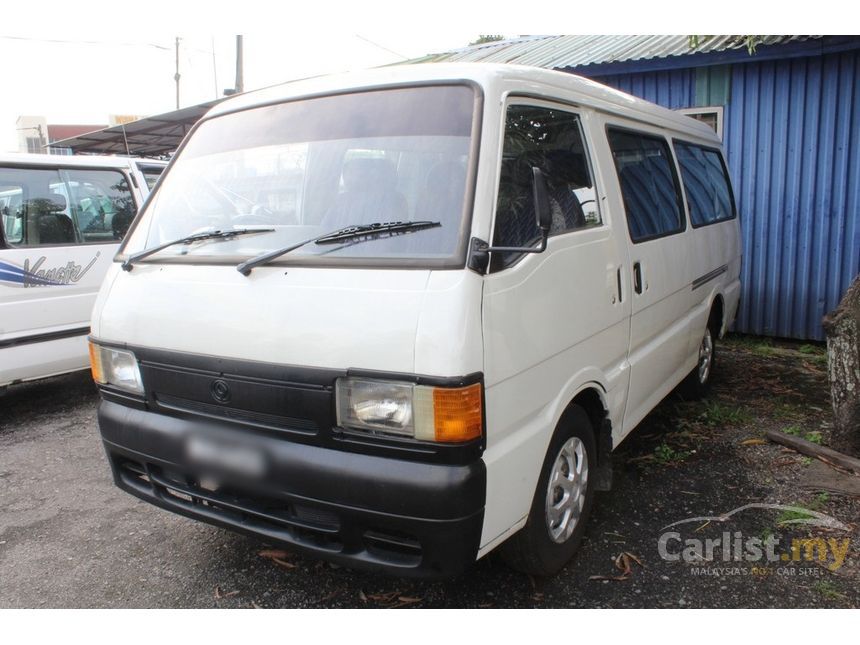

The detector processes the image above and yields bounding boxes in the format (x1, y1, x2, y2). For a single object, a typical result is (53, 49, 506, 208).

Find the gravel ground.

(1, 335, 857, 608)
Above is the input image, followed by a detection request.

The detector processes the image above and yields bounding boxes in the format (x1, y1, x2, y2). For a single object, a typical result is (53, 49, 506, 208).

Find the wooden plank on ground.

(799, 460, 860, 497)
(765, 429, 860, 475)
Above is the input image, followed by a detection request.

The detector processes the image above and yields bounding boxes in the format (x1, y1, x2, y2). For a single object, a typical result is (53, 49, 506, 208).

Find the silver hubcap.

(545, 437, 588, 543)
(698, 330, 713, 384)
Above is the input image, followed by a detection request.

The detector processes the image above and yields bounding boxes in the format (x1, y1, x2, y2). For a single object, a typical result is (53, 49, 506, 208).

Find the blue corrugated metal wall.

(594, 69, 697, 109)
(592, 49, 860, 340)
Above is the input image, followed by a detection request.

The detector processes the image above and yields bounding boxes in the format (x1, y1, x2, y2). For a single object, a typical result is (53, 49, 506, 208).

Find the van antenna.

(120, 122, 131, 156)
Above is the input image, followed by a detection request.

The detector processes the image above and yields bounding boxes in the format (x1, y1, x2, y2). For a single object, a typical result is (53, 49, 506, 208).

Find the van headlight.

(335, 377, 482, 443)
(89, 342, 144, 394)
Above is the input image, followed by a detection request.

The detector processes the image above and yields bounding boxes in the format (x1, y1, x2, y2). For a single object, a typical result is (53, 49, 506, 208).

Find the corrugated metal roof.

(422, 35, 820, 69)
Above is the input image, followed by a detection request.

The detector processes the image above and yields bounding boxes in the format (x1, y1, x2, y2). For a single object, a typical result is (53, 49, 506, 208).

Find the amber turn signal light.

(431, 382, 483, 443)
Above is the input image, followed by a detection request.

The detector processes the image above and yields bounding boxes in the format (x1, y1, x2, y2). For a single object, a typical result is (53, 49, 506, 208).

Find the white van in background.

(89, 64, 740, 577)
(0, 153, 166, 391)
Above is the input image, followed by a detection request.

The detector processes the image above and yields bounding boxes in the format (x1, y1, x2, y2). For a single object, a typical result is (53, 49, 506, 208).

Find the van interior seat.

(543, 149, 588, 230)
(322, 158, 408, 230)
(29, 192, 76, 245)
(495, 150, 587, 245)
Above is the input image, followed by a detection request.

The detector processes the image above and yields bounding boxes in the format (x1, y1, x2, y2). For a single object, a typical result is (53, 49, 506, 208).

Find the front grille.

(137, 359, 333, 438)
(155, 393, 318, 433)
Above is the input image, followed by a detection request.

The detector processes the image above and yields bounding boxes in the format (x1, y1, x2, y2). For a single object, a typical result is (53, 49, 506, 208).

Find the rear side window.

(65, 169, 137, 242)
(673, 141, 735, 226)
(0, 166, 136, 247)
(138, 165, 164, 191)
(607, 128, 684, 243)
(0, 167, 73, 247)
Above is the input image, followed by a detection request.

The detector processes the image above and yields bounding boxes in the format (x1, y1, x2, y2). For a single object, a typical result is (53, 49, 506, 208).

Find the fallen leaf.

(591, 552, 643, 582)
(367, 590, 401, 603)
(625, 552, 643, 567)
(214, 586, 239, 599)
(359, 590, 368, 603)
(259, 549, 297, 569)
(258, 549, 290, 559)
(319, 590, 342, 603)
(271, 557, 296, 569)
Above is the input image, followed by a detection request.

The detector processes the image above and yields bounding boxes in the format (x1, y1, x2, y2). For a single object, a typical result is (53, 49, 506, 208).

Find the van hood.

(92, 263, 482, 376)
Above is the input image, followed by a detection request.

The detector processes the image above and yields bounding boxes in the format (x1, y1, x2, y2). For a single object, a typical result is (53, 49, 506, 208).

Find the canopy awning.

(50, 99, 224, 157)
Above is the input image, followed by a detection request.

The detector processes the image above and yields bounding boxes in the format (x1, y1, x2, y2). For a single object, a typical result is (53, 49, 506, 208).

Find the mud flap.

(593, 419, 613, 492)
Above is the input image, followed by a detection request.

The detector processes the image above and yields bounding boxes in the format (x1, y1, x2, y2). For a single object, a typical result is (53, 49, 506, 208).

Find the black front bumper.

(98, 400, 485, 578)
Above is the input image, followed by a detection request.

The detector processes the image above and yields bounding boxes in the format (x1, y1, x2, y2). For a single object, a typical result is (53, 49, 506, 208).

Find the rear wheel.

(500, 405, 596, 576)
(679, 321, 717, 400)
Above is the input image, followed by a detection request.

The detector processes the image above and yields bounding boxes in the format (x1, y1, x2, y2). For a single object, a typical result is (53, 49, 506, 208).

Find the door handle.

(633, 262, 643, 295)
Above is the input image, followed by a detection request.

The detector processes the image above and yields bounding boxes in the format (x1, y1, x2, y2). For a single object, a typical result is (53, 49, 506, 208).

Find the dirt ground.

(0, 334, 857, 608)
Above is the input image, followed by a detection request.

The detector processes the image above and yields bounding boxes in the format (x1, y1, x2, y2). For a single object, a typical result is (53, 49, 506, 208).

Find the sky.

(0, 0, 836, 153)
(0, 31, 482, 152)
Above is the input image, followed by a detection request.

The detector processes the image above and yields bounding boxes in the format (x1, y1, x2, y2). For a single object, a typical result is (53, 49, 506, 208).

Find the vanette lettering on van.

(88, 64, 741, 578)
(0, 153, 165, 389)
(22, 253, 100, 287)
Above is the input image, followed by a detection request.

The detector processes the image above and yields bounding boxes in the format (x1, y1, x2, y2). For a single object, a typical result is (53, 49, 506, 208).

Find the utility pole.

(211, 36, 218, 99)
(174, 36, 181, 109)
(235, 35, 244, 94)
(224, 35, 244, 97)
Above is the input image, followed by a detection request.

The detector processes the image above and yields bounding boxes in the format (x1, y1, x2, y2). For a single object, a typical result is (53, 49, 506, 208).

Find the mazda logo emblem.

(210, 379, 231, 403)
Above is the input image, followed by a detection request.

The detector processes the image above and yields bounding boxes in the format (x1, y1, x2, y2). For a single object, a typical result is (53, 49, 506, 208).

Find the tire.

(500, 405, 596, 576)
(678, 321, 717, 400)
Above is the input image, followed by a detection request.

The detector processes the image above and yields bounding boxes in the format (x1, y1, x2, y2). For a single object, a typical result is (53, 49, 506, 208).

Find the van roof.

(0, 152, 166, 169)
(207, 63, 719, 143)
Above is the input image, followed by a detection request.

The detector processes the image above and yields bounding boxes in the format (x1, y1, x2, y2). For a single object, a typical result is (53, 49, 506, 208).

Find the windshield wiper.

(122, 228, 274, 272)
(236, 220, 441, 276)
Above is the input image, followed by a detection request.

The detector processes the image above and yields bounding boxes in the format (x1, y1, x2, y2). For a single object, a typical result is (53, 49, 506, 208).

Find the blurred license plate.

(186, 434, 266, 479)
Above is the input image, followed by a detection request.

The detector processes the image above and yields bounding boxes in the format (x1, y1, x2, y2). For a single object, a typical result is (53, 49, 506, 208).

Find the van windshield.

(122, 85, 478, 267)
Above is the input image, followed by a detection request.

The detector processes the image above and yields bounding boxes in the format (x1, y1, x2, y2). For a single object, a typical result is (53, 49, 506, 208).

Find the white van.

(0, 153, 165, 390)
(89, 64, 740, 577)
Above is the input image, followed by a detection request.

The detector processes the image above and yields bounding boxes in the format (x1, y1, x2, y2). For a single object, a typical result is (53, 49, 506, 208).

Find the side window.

(139, 165, 164, 191)
(673, 141, 735, 226)
(0, 167, 77, 247)
(607, 128, 685, 243)
(65, 169, 137, 242)
(492, 104, 600, 268)
(0, 186, 24, 244)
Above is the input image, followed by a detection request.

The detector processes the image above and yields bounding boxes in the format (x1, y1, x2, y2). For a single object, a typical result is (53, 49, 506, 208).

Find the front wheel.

(500, 405, 596, 576)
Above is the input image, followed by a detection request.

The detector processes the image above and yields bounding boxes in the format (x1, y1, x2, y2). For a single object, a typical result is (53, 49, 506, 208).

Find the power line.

(354, 34, 409, 60)
(0, 34, 171, 50)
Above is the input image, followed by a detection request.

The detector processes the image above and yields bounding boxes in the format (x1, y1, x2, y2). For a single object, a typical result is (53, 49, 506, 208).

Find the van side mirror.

(468, 165, 552, 273)
(532, 167, 552, 236)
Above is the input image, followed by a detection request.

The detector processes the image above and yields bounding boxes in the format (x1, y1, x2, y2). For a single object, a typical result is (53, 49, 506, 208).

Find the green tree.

(469, 35, 506, 46)
(688, 35, 764, 55)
